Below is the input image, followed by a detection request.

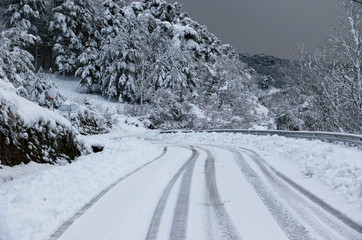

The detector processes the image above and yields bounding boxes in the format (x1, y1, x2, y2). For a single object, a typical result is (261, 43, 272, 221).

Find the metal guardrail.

(160, 129, 362, 147)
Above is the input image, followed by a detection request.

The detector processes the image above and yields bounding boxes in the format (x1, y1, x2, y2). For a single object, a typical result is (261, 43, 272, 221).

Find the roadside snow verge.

(151, 132, 362, 207)
(0, 136, 162, 240)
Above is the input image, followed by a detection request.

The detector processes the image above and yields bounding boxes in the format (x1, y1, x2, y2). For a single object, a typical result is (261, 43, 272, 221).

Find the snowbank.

(0, 89, 71, 128)
(0, 78, 16, 93)
(150, 132, 362, 207)
(0, 136, 162, 240)
(0, 162, 54, 185)
(0, 89, 84, 166)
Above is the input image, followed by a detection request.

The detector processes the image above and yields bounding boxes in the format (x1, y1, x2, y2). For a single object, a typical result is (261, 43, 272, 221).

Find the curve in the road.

(49, 147, 168, 240)
(239, 147, 362, 239)
(215, 146, 312, 240)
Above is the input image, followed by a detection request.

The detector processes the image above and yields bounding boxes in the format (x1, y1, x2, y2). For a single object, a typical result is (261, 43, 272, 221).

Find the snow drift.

(0, 89, 85, 166)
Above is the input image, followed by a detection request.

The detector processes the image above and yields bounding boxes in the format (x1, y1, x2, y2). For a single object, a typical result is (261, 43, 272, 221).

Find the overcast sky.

(169, 0, 342, 58)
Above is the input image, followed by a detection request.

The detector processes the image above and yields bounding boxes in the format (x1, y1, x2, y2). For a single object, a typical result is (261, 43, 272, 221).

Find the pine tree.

(97, 13, 150, 102)
(76, 39, 101, 93)
(74, 0, 271, 128)
(95, 0, 204, 103)
(50, 0, 98, 75)
(0, 30, 61, 108)
(103, 0, 125, 32)
(3, 0, 50, 70)
(153, 44, 199, 100)
(0, 29, 36, 94)
(77, 0, 125, 93)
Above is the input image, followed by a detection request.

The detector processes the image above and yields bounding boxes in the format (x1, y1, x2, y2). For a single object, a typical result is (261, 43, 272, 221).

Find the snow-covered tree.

(102, 0, 125, 32)
(263, 2, 361, 134)
(76, 40, 101, 92)
(0, 30, 62, 108)
(50, 0, 98, 75)
(3, 0, 50, 70)
(327, 1, 361, 133)
(91, 0, 217, 102)
(0, 30, 36, 94)
(0, 1, 10, 27)
(76, 0, 274, 128)
(76, 0, 124, 93)
(97, 14, 136, 101)
(3, 0, 40, 47)
(296, 1, 362, 133)
(78, 0, 127, 91)
(0, 35, 16, 92)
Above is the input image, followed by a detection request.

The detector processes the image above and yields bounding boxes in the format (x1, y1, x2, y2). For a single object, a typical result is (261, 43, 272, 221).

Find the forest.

(0, 0, 360, 134)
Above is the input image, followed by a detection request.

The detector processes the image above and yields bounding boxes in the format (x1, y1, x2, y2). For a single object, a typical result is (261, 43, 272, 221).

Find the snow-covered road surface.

(51, 142, 361, 240)
(1, 132, 361, 240)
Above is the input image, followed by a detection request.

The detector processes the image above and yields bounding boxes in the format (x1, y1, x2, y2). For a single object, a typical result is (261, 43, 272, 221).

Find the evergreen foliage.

(49, 0, 99, 75)
(239, 53, 288, 89)
(0, 0, 359, 133)
(0, 31, 62, 108)
(3, 0, 51, 70)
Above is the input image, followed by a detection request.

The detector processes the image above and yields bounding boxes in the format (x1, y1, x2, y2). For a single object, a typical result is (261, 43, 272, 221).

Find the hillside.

(0, 0, 360, 167)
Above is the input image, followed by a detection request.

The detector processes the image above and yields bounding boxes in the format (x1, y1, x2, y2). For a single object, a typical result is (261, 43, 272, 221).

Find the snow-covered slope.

(0, 88, 85, 166)
(53, 75, 148, 133)
(0, 89, 71, 128)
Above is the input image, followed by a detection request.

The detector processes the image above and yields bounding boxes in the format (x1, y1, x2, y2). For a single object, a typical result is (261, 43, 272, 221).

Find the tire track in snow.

(169, 148, 199, 240)
(146, 147, 197, 240)
(201, 147, 242, 240)
(239, 148, 362, 239)
(49, 147, 168, 240)
(223, 147, 312, 240)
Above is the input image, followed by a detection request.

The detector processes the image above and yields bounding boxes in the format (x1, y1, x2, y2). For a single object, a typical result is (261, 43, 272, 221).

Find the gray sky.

(169, 0, 342, 58)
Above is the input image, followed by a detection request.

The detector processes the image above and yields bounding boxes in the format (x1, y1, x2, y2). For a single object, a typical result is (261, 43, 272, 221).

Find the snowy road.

(2, 76, 361, 240)
(51, 142, 362, 240)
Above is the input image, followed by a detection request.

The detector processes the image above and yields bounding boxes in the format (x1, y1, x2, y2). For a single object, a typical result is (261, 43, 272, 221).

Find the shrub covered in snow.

(0, 89, 86, 166)
(69, 105, 112, 135)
